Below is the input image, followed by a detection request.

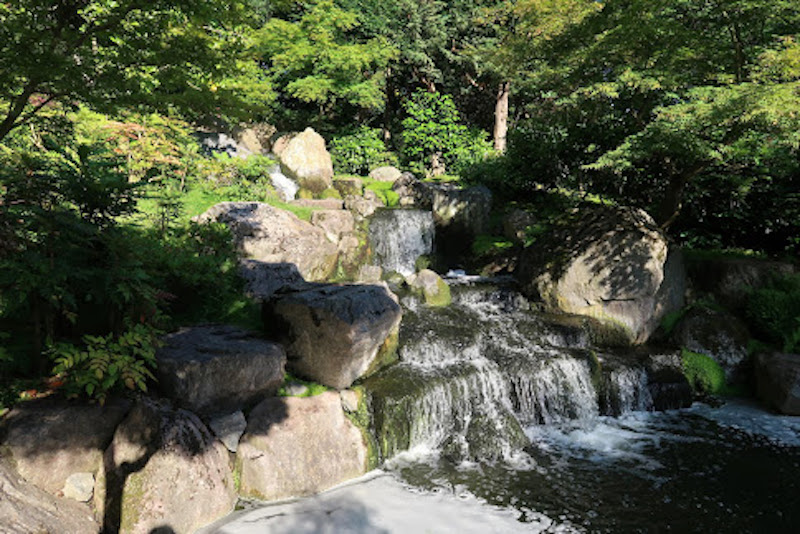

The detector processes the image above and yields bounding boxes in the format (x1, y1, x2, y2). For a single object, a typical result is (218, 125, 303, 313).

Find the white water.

(268, 164, 299, 201)
(368, 209, 435, 276)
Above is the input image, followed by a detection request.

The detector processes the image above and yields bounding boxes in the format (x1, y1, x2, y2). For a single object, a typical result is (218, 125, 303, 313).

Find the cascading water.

(267, 163, 299, 201)
(368, 209, 434, 276)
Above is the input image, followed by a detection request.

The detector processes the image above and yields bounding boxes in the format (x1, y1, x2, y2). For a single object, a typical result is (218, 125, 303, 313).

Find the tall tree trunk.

(657, 163, 707, 230)
(493, 81, 510, 153)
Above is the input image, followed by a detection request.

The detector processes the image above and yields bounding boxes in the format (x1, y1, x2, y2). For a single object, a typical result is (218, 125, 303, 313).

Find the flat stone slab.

(156, 325, 286, 413)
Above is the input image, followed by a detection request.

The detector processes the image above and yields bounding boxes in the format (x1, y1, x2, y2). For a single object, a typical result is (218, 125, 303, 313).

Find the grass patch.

(681, 348, 729, 395)
(362, 178, 399, 207)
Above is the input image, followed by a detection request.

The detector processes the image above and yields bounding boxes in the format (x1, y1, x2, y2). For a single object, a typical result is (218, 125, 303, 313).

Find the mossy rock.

(297, 188, 315, 200)
(318, 187, 342, 200)
(681, 348, 728, 395)
(410, 269, 451, 308)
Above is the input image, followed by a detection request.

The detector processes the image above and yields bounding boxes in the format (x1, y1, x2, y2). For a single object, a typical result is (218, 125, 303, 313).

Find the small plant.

(49, 323, 162, 404)
(746, 273, 800, 352)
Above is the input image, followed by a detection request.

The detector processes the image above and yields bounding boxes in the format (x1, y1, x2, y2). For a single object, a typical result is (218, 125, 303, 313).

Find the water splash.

(368, 209, 434, 276)
(268, 164, 299, 201)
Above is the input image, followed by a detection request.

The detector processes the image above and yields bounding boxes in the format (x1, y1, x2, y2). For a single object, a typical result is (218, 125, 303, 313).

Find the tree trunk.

(657, 163, 707, 230)
(493, 81, 510, 153)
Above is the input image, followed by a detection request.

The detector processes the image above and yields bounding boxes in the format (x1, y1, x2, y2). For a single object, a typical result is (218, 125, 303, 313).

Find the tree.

(0, 0, 272, 142)
(255, 0, 396, 129)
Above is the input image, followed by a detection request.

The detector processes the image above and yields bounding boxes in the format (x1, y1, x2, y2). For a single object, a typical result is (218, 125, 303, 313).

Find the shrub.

(49, 323, 161, 404)
(400, 90, 493, 177)
(746, 273, 800, 352)
(329, 127, 398, 175)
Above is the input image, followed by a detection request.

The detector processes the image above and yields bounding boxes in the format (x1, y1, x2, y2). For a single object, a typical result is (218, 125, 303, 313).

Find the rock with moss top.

(672, 307, 750, 385)
(333, 177, 364, 197)
(95, 398, 236, 534)
(408, 269, 451, 307)
(517, 204, 685, 346)
(196, 202, 339, 281)
(0, 398, 130, 497)
(273, 128, 334, 193)
(310, 210, 355, 243)
(263, 283, 402, 389)
(236, 392, 368, 501)
(755, 352, 800, 415)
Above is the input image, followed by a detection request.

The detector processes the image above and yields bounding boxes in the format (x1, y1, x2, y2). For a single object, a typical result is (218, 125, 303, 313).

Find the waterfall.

(602, 365, 654, 415)
(268, 163, 299, 201)
(368, 209, 435, 276)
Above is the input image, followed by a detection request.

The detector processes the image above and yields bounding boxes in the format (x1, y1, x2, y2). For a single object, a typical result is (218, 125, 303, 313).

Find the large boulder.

(0, 460, 99, 534)
(263, 283, 403, 389)
(236, 392, 368, 501)
(96, 398, 236, 534)
(196, 202, 339, 281)
(672, 307, 750, 384)
(369, 166, 402, 183)
(156, 325, 286, 414)
(755, 353, 800, 415)
(0, 398, 130, 497)
(517, 205, 686, 346)
(239, 260, 306, 301)
(273, 128, 334, 194)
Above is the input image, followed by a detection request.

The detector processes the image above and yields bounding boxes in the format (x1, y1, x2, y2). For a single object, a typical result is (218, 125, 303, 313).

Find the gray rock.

(273, 128, 334, 193)
(208, 411, 248, 453)
(333, 177, 364, 197)
(263, 283, 402, 389)
(409, 269, 452, 307)
(344, 194, 384, 221)
(95, 398, 236, 534)
(755, 353, 800, 415)
(236, 393, 368, 501)
(290, 198, 345, 210)
(0, 398, 129, 496)
(369, 166, 402, 183)
(517, 205, 686, 346)
(311, 209, 355, 243)
(340, 390, 360, 413)
(0, 460, 99, 533)
(239, 260, 306, 301)
(284, 382, 309, 397)
(673, 307, 750, 384)
(357, 265, 383, 283)
(63, 472, 94, 502)
(644, 350, 693, 410)
(428, 184, 492, 238)
(156, 325, 286, 413)
(196, 202, 339, 281)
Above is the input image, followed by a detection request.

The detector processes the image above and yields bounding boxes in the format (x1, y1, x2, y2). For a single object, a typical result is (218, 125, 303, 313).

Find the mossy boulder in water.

(408, 269, 451, 307)
(517, 204, 685, 346)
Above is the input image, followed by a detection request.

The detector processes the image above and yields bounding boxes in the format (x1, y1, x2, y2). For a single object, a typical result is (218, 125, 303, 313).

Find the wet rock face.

(263, 283, 402, 389)
(0, 398, 130, 497)
(0, 460, 100, 534)
(156, 325, 286, 414)
(517, 205, 686, 346)
(96, 398, 236, 534)
(236, 392, 368, 501)
(755, 352, 800, 415)
(672, 307, 751, 385)
(196, 201, 339, 281)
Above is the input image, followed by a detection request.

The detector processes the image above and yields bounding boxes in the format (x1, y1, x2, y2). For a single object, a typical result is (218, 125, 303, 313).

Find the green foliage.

(471, 235, 514, 257)
(49, 323, 161, 403)
(0, 1, 272, 142)
(746, 274, 800, 352)
(277, 372, 328, 398)
(255, 0, 396, 126)
(401, 90, 493, 176)
(329, 126, 398, 175)
(681, 348, 727, 396)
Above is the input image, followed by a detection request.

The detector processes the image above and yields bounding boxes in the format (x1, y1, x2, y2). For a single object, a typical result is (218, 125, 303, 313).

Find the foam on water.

(268, 164, 299, 201)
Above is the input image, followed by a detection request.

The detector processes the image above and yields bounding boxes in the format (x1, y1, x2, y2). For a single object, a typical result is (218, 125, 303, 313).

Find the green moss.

(232, 460, 242, 493)
(424, 277, 451, 307)
(364, 328, 400, 378)
(471, 235, 514, 258)
(296, 188, 314, 200)
(362, 178, 400, 207)
(120, 469, 146, 533)
(343, 386, 380, 470)
(681, 348, 727, 395)
(277, 372, 329, 397)
(319, 187, 342, 199)
(414, 255, 431, 271)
